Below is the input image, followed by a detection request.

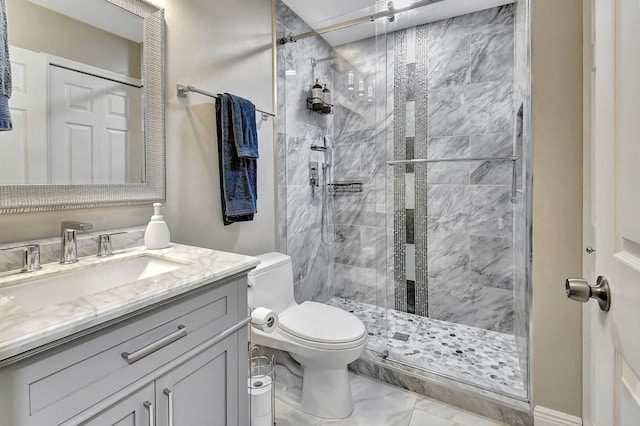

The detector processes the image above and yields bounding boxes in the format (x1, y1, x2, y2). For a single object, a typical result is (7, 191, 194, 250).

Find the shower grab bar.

(176, 84, 276, 121)
(386, 156, 519, 165)
(387, 156, 521, 204)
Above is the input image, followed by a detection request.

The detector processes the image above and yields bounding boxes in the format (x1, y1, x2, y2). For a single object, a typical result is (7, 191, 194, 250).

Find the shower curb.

(349, 351, 533, 426)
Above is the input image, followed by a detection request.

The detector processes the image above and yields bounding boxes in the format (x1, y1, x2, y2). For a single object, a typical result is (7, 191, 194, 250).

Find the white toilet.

(248, 252, 367, 419)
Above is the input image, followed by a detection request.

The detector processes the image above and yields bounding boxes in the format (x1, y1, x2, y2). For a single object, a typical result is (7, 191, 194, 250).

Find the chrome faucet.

(60, 221, 93, 264)
(1, 244, 42, 272)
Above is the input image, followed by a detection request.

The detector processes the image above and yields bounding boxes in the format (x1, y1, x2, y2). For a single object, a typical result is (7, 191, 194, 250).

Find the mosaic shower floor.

(327, 297, 527, 399)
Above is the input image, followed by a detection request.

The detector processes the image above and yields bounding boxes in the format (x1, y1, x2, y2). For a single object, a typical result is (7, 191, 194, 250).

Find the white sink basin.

(0, 255, 188, 313)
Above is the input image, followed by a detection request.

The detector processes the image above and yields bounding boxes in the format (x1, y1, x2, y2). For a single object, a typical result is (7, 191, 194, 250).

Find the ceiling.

(281, 0, 515, 46)
(29, 0, 143, 43)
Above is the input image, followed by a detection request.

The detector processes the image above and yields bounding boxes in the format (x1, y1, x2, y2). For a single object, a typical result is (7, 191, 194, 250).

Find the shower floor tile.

(327, 297, 527, 399)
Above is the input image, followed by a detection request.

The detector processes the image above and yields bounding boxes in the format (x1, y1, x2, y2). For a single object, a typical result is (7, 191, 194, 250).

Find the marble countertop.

(0, 243, 259, 364)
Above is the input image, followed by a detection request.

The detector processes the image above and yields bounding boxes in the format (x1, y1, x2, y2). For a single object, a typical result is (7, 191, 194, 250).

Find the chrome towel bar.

(177, 84, 276, 121)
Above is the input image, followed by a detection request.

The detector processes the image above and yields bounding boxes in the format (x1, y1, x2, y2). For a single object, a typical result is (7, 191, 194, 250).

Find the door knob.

(565, 276, 611, 311)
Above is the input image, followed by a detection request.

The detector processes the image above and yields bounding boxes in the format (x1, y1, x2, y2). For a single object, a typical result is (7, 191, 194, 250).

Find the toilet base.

(299, 366, 354, 419)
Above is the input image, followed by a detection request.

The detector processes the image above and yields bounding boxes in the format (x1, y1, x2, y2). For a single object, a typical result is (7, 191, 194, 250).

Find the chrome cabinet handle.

(566, 276, 611, 311)
(144, 401, 155, 426)
(122, 325, 188, 364)
(164, 388, 174, 426)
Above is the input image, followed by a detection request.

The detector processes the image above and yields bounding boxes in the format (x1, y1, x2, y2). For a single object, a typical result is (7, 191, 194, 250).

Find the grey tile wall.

(421, 5, 517, 333)
(276, 2, 335, 304)
(276, 0, 527, 340)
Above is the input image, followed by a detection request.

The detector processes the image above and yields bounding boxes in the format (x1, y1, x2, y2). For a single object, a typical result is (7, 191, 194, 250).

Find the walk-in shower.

(275, 0, 531, 417)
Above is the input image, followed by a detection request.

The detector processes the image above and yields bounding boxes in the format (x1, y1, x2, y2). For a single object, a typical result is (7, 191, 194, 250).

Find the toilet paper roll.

(248, 376, 273, 417)
(250, 307, 278, 334)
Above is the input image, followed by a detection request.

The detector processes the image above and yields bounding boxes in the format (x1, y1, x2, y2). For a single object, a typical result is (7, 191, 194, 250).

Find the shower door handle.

(565, 276, 611, 311)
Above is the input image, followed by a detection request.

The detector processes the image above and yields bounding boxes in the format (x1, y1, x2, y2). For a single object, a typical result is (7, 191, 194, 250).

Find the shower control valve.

(309, 162, 319, 187)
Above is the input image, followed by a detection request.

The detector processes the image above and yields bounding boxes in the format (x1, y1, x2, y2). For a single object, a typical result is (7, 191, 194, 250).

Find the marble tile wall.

(276, 2, 336, 304)
(0, 226, 145, 272)
(330, 36, 388, 309)
(276, 0, 528, 347)
(409, 6, 517, 333)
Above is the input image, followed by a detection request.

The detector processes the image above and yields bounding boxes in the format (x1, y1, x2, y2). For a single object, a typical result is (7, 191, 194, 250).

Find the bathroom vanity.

(0, 242, 259, 425)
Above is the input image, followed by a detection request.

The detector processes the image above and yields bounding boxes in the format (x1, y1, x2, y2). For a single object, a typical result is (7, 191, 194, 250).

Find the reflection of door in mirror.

(0, 46, 47, 184)
(48, 62, 143, 184)
(0, 0, 144, 185)
(0, 49, 143, 185)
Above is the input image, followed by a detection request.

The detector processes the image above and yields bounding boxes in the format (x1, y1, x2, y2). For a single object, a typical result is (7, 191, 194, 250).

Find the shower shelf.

(328, 181, 363, 194)
(306, 97, 333, 114)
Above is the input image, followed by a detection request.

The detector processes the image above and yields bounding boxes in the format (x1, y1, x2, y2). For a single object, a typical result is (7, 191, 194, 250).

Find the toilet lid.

(278, 301, 366, 344)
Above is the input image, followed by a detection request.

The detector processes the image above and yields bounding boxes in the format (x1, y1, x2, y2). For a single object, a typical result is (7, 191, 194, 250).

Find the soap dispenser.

(144, 203, 170, 249)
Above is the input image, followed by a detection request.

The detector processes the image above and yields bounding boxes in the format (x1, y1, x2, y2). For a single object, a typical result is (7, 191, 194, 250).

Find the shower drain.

(392, 332, 410, 342)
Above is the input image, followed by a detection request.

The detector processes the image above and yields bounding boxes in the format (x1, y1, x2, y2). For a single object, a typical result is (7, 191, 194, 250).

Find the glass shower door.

(379, 2, 529, 400)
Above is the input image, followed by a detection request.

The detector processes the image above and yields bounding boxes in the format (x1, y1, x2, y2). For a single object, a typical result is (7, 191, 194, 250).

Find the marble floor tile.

(412, 398, 507, 426)
(275, 374, 416, 425)
(274, 373, 506, 426)
(275, 398, 324, 426)
(409, 409, 459, 426)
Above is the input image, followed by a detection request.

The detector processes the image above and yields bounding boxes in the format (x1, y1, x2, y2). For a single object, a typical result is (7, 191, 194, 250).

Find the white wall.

(161, 0, 276, 255)
(531, 0, 583, 417)
(0, 0, 277, 255)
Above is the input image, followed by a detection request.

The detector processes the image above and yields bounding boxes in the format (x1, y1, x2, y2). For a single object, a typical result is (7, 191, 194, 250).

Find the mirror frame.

(0, 0, 165, 213)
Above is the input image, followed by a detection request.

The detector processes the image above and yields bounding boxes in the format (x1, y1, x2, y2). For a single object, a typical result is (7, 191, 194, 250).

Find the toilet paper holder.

(250, 307, 279, 334)
(249, 347, 276, 426)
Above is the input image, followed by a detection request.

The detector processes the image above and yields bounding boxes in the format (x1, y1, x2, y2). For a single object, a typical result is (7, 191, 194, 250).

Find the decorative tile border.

(414, 23, 429, 316)
(393, 30, 408, 313)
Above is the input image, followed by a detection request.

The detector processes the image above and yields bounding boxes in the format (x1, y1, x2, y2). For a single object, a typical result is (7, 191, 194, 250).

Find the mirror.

(0, 0, 165, 213)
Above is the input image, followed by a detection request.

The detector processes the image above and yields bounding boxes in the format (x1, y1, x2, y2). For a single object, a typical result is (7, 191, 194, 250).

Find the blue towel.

(228, 93, 259, 158)
(216, 93, 258, 225)
(0, 0, 12, 131)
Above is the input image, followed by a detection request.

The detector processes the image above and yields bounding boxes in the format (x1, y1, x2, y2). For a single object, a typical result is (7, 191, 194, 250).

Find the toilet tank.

(247, 252, 297, 314)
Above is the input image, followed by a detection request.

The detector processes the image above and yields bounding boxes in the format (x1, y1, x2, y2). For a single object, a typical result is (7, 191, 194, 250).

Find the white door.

(581, 0, 640, 424)
(48, 65, 142, 184)
(0, 46, 47, 184)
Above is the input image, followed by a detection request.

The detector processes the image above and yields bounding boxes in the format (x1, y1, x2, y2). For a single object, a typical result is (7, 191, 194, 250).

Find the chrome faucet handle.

(97, 232, 127, 257)
(60, 221, 93, 264)
(61, 229, 79, 264)
(1, 244, 42, 272)
(22, 244, 41, 272)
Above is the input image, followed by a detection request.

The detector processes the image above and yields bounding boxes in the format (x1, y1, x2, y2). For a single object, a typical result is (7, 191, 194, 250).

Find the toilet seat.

(278, 301, 367, 350)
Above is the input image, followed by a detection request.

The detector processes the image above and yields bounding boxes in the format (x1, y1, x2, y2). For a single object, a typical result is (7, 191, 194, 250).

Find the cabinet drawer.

(0, 276, 246, 426)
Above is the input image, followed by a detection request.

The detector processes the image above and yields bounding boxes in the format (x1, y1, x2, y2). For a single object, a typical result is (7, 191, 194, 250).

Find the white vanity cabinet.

(0, 274, 250, 426)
